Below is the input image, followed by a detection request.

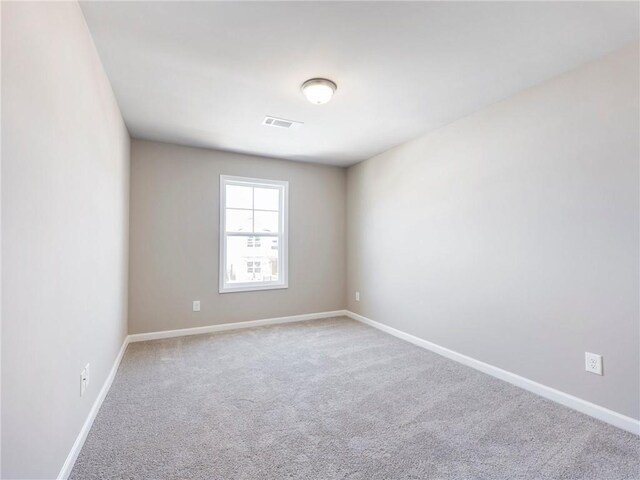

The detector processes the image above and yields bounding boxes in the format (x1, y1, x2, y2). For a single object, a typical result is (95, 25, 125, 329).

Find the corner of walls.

(79, 0, 132, 347)
(341, 163, 349, 311)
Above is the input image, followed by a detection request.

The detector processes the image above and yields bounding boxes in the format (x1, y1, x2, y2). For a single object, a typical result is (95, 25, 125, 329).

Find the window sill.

(219, 283, 288, 294)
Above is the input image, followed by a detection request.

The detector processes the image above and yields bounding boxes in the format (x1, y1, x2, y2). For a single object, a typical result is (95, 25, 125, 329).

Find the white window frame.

(219, 175, 288, 293)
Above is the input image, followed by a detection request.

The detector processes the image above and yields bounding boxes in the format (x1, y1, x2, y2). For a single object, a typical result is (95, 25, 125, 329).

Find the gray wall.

(129, 140, 346, 334)
(346, 45, 639, 420)
(2, 2, 130, 478)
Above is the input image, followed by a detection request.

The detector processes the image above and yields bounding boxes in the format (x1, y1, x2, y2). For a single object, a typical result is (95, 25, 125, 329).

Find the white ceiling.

(80, 1, 639, 167)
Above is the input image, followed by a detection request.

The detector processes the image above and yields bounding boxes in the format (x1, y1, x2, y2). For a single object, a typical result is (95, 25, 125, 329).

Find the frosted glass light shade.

(301, 78, 337, 105)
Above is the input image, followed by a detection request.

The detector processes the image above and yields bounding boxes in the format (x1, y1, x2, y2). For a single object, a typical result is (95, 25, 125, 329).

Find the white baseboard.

(345, 310, 640, 436)
(57, 308, 637, 479)
(57, 336, 130, 479)
(127, 310, 346, 343)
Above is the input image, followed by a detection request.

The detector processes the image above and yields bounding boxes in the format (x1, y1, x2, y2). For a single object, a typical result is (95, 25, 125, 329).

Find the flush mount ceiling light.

(301, 78, 337, 105)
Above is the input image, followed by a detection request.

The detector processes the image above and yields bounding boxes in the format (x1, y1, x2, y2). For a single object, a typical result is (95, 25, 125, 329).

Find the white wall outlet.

(80, 365, 90, 397)
(585, 352, 603, 375)
(355, 291, 360, 302)
(192, 300, 201, 312)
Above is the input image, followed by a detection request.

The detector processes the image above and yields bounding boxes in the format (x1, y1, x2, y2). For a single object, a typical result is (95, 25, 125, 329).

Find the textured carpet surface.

(71, 317, 639, 479)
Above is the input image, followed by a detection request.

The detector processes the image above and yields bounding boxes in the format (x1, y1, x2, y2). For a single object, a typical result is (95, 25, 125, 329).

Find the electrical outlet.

(585, 352, 603, 375)
(80, 366, 89, 397)
(355, 291, 360, 302)
(193, 300, 201, 312)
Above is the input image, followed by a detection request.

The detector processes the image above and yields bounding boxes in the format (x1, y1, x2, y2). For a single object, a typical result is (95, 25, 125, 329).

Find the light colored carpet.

(71, 317, 639, 479)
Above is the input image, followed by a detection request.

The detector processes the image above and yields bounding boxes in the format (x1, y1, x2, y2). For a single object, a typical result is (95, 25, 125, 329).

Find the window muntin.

(219, 176, 288, 293)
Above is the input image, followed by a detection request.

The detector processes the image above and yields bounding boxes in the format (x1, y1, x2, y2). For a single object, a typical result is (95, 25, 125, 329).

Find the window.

(219, 175, 288, 293)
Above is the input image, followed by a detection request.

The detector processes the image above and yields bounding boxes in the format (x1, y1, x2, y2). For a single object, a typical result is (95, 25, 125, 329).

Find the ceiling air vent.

(262, 115, 303, 130)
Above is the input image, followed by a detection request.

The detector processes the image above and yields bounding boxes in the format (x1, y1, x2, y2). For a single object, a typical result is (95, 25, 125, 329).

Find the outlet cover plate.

(585, 352, 603, 375)
(80, 367, 88, 396)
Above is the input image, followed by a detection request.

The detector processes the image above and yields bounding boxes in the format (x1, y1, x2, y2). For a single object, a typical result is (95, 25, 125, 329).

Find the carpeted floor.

(71, 317, 639, 479)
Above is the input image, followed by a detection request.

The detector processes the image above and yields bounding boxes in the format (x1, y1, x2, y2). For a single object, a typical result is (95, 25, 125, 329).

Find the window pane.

(226, 208, 253, 233)
(254, 187, 279, 211)
(225, 236, 279, 284)
(226, 185, 252, 209)
(254, 210, 278, 233)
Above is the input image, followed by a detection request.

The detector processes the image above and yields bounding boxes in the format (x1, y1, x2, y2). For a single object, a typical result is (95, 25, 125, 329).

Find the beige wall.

(128, 140, 346, 334)
(347, 45, 640, 420)
(2, 2, 130, 478)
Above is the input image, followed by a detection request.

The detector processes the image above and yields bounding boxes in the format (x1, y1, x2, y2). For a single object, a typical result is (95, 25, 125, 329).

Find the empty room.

(2, 1, 639, 479)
